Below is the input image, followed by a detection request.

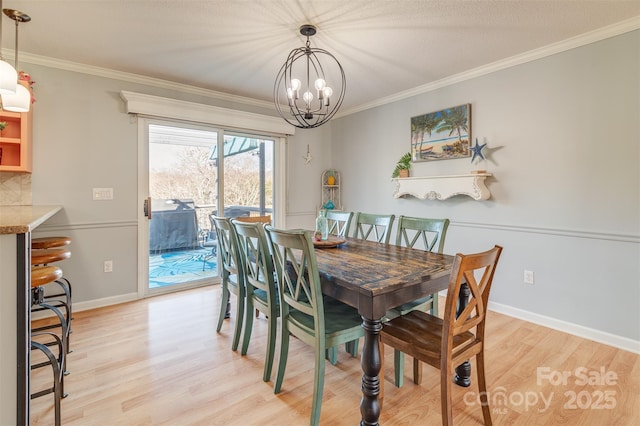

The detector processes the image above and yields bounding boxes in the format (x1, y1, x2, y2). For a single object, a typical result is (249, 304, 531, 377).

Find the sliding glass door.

(140, 119, 277, 297)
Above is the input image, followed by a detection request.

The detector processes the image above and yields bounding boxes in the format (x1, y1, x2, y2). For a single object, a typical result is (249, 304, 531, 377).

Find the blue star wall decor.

(471, 138, 487, 163)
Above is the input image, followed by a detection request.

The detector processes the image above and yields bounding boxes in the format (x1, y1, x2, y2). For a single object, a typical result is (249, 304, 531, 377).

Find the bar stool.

(31, 248, 72, 353)
(31, 237, 71, 308)
(31, 265, 67, 426)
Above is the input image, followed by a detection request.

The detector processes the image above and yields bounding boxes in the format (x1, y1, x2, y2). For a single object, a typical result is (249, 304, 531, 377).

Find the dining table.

(313, 236, 466, 426)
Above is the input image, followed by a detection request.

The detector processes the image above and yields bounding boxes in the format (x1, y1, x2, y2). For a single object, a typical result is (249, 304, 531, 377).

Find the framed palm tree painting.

(410, 104, 471, 162)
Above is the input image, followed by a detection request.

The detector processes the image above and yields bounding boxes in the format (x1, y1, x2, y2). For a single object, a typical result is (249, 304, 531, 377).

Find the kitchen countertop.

(0, 205, 63, 234)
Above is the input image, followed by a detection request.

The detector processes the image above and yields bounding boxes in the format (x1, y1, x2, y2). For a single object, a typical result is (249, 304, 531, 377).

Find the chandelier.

(274, 25, 345, 129)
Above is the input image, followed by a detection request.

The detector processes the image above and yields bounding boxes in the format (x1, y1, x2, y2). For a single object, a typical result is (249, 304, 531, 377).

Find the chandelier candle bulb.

(291, 79, 300, 97)
(323, 87, 332, 106)
(315, 78, 326, 99)
(303, 91, 313, 107)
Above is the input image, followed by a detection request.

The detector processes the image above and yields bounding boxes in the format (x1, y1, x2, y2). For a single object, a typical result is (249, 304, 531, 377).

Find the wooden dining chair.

(265, 226, 365, 426)
(212, 216, 245, 351)
(325, 210, 353, 237)
(380, 245, 503, 426)
(232, 220, 279, 382)
(352, 212, 395, 243)
(389, 215, 450, 387)
(235, 214, 272, 224)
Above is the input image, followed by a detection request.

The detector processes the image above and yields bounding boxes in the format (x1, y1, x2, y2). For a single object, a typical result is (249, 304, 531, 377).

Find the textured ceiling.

(3, 0, 640, 113)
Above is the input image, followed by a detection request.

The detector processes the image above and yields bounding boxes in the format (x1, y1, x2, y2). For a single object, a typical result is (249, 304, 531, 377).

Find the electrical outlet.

(524, 270, 534, 285)
(104, 260, 113, 273)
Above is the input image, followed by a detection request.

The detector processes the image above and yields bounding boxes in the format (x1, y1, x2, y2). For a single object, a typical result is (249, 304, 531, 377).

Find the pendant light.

(1, 8, 30, 112)
(274, 25, 346, 129)
(0, 0, 16, 95)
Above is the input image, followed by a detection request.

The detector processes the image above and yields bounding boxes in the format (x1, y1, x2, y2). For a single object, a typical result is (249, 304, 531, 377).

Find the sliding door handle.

(144, 197, 152, 220)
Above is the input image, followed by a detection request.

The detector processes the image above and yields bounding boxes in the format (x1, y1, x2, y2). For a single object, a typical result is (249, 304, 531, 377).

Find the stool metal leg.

(31, 340, 62, 426)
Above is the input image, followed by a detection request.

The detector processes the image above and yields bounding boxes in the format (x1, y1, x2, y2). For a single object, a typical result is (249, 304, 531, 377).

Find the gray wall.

(25, 30, 639, 347)
(27, 66, 329, 307)
(330, 31, 640, 343)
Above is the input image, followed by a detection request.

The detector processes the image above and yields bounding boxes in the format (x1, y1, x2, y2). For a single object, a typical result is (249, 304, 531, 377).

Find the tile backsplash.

(0, 172, 32, 205)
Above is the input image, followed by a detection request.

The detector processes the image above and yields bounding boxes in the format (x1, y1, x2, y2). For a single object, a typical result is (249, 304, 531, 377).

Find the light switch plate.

(93, 188, 113, 200)
(524, 270, 535, 285)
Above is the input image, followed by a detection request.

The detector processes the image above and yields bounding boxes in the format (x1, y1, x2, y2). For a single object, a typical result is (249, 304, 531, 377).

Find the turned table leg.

(360, 317, 383, 426)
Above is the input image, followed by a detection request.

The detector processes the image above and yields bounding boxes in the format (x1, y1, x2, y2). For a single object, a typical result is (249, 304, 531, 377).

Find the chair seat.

(389, 294, 434, 316)
(382, 310, 478, 366)
(289, 296, 363, 337)
(252, 288, 279, 307)
(227, 274, 241, 290)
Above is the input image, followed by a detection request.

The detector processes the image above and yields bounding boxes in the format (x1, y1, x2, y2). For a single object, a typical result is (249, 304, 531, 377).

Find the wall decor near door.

(410, 103, 471, 162)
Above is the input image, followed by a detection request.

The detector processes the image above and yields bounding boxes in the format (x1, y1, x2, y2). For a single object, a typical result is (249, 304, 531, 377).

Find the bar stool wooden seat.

(31, 248, 71, 264)
(32, 265, 63, 293)
(32, 236, 72, 250)
(31, 265, 67, 426)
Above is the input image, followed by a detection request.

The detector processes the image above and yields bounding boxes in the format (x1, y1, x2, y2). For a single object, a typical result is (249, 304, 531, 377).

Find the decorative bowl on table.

(313, 235, 346, 248)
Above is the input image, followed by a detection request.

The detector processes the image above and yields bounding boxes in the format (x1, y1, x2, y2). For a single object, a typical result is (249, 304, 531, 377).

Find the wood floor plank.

(30, 287, 639, 425)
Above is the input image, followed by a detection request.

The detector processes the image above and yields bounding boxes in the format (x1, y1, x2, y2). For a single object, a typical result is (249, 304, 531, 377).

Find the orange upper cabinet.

(0, 109, 33, 173)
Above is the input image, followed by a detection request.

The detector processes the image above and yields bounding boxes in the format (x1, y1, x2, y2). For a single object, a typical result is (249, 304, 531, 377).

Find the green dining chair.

(212, 216, 245, 352)
(352, 212, 395, 244)
(265, 226, 364, 426)
(325, 210, 353, 237)
(319, 209, 359, 364)
(389, 215, 450, 387)
(336, 212, 395, 362)
(232, 220, 279, 382)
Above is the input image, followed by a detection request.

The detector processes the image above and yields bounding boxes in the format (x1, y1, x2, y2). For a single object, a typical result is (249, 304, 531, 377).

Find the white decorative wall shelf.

(392, 173, 493, 200)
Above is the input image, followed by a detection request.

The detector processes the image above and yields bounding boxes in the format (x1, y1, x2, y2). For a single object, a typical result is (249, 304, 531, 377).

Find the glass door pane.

(147, 124, 219, 291)
(219, 134, 274, 221)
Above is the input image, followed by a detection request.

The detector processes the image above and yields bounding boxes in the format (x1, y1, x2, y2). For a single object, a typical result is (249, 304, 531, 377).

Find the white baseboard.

(32, 293, 139, 320)
(72, 293, 139, 312)
(488, 301, 640, 355)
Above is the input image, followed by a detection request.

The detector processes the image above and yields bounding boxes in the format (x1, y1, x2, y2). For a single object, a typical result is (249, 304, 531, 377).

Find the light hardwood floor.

(30, 286, 639, 425)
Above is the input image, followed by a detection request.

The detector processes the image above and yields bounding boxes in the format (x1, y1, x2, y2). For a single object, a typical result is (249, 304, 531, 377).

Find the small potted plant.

(391, 152, 412, 178)
(0, 121, 6, 137)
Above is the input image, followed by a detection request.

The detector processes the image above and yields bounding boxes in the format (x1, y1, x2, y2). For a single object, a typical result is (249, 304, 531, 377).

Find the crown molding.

(337, 16, 640, 118)
(10, 49, 276, 111)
